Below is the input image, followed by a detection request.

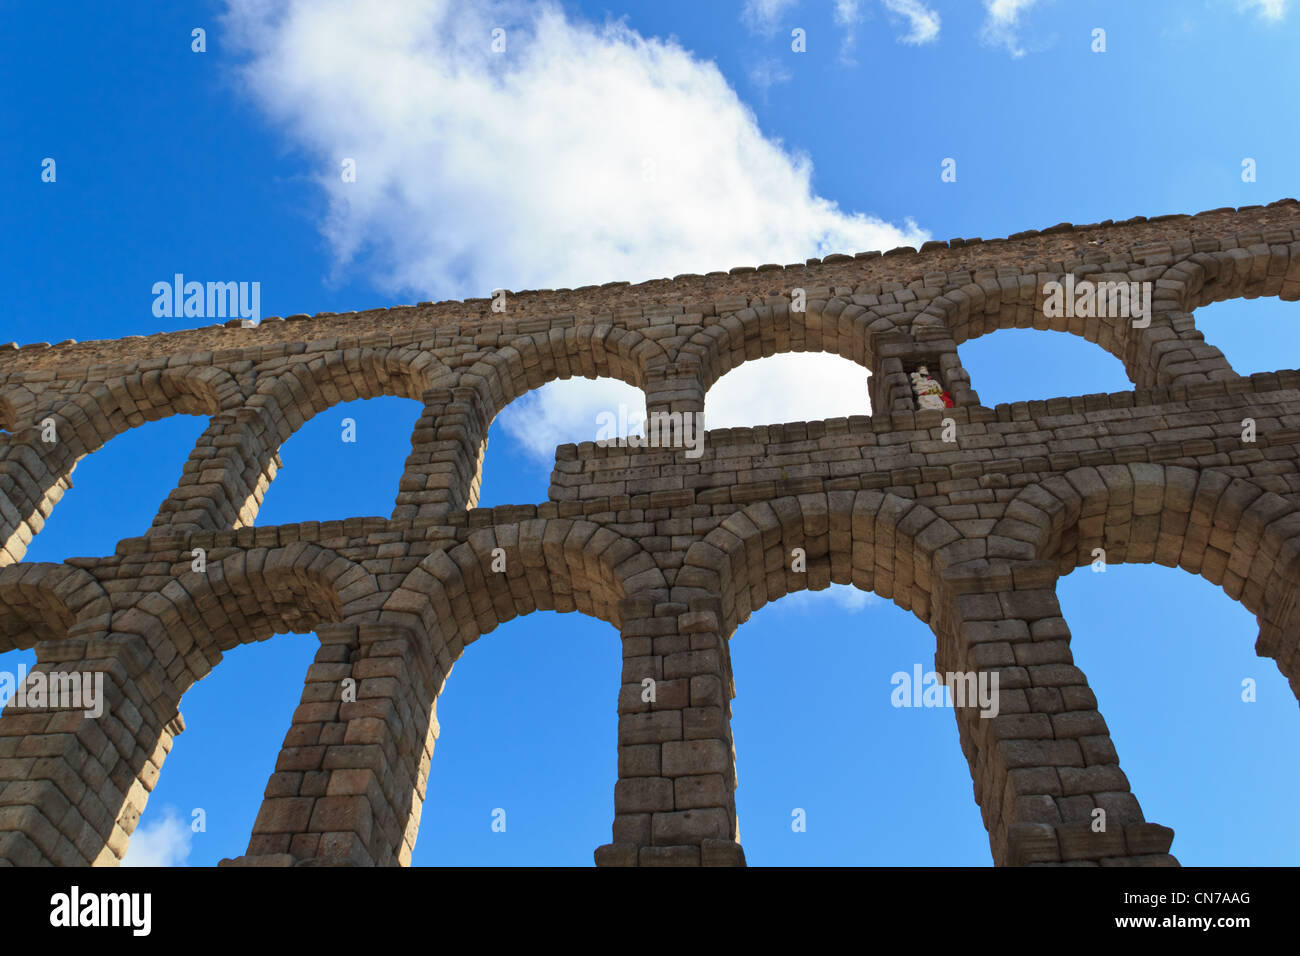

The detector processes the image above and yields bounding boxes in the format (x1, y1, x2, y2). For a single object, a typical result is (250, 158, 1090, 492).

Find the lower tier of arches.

(0, 475, 1297, 866)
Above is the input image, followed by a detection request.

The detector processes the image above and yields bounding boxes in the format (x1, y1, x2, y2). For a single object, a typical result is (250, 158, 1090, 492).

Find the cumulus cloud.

(122, 807, 193, 867)
(880, 0, 941, 45)
(224, 1, 925, 480)
(979, 0, 1039, 57)
(222, 0, 925, 300)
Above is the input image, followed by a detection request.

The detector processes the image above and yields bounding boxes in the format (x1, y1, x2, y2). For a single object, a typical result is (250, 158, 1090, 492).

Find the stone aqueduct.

(1, 200, 1299, 867)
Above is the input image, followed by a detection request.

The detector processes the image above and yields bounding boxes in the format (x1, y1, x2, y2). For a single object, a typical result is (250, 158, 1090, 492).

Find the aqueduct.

(1, 200, 1298, 866)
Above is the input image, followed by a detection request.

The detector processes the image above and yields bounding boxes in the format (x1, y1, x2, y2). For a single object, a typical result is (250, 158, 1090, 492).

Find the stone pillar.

(644, 361, 704, 419)
(0, 626, 185, 865)
(1137, 310, 1237, 389)
(933, 560, 1177, 866)
(150, 404, 280, 532)
(227, 621, 439, 866)
(641, 361, 703, 453)
(594, 592, 746, 867)
(392, 387, 492, 520)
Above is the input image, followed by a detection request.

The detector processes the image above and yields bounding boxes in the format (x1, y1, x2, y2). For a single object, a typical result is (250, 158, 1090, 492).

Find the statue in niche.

(909, 365, 955, 411)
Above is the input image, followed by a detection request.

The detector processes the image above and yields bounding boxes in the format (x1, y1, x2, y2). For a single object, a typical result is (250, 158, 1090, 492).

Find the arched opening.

(372, 516, 653, 865)
(704, 353, 870, 429)
(102, 545, 381, 867)
(675, 490, 983, 863)
(729, 584, 990, 864)
(957, 328, 1132, 407)
(477, 377, 647, 507)
(992, 463, 1300, 864)
(1056, 563, 1300, 865)
(122, 633, 318, 866)
(0, 366, 238, 564)
(19, 414, 209, 563)
(1192, 297, 1299, 377)
(411, 610, 620, 865)
(254, 395, 422, 525)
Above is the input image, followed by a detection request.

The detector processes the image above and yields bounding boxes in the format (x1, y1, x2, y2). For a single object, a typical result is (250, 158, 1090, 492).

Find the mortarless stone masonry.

(2, 200, 1299, 867)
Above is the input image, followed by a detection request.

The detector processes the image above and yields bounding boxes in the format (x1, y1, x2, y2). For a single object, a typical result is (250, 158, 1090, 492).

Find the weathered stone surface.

(4, 202, 1299, 867)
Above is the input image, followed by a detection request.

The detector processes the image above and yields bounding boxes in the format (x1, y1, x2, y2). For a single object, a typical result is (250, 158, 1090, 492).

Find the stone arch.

(1168, 247, 1300, 312)
(152, 349, 447, 532)
(385, 518, 665, 674)
(937, 270, 1197, 389)
(688, 299, 887, 399)
(111, 542, 405, 869)
(392, 329, 664, 519)
(672, 490, 1181, 868)
(940, 275, 1129, 364)
(678, 491, 966, 636)
(458, 325, 661, 421)
(0, 562, 111, 651)
(945, 325, 1137, 406)
(251, 347, 443, 434)
(1162, 251, 1300, 382)
(670, 492, 1165, 868)
(0, 545, 383, 866)
(923, 261, 1249, 391)
(995, 463, 1300, 694)
(42, 366, 243, 453)
(0, 367, 238, 564)
(229, 521, 663, 866)
(113, 542, 382, 686)
(245, 346, 443, 482)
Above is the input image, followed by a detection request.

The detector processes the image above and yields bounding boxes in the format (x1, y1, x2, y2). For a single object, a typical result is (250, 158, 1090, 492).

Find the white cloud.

(122, 807, 193, 867)
(221, 0, 926, 300)
(704, 352, 870, 430)
(979, 0, 1039, 57)
(834, 0, 861, 23)
(498, 378, 646, 466)
(834, 0, 863, 64)
(749, 57, 793, 92)
(1237, 0, 1289, 19)
(742, 0, 800, 35)
(880, 0, 941, 45)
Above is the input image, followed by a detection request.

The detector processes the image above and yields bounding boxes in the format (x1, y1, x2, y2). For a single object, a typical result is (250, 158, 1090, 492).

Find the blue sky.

(2, 0, 1298, 866)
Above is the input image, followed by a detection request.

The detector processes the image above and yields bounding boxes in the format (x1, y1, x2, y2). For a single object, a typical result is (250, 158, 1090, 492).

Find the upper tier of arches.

(0, 245, 1295, 559)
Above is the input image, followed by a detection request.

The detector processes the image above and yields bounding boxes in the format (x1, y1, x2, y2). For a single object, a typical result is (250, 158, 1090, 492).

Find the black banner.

(0, 865, 1280, 942)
